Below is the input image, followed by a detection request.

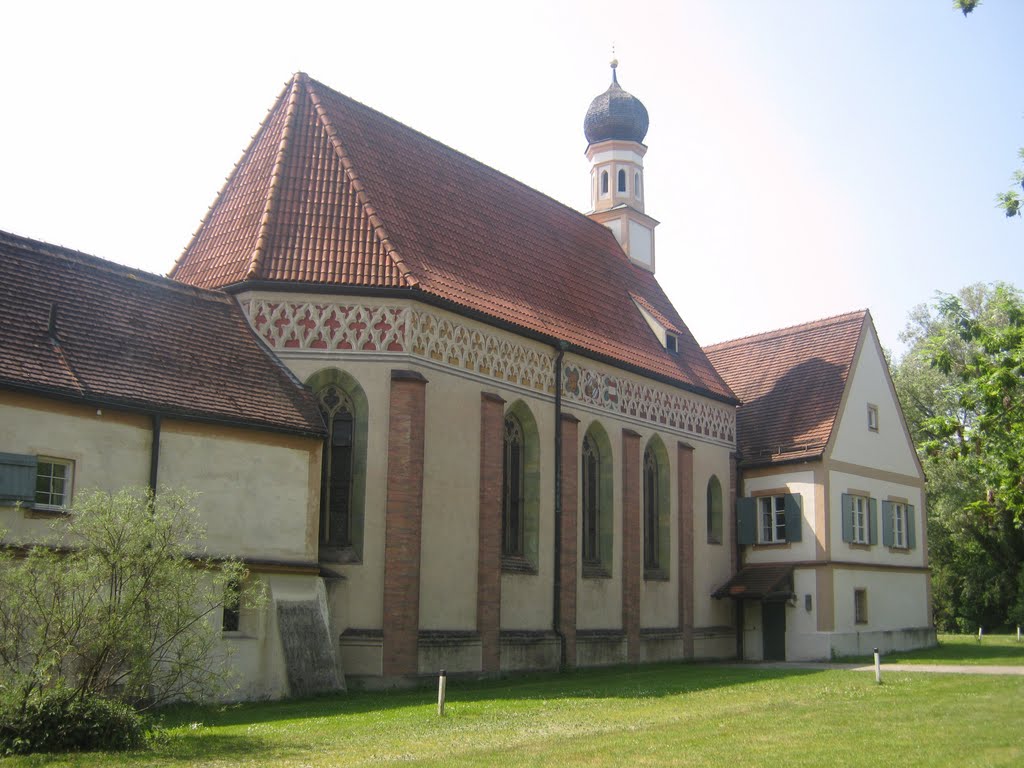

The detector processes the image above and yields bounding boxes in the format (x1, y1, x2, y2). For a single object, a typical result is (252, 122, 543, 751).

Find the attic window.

(867, 404, 879, 432)
(665, 333, 678, 355)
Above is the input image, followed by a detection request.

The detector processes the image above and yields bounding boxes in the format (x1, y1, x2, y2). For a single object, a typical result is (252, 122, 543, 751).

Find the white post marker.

(978, 626, 983, 642)
(1017, 626, 1021, 643)
(437, 669, 447, 717)
(873, 647, 881, 685)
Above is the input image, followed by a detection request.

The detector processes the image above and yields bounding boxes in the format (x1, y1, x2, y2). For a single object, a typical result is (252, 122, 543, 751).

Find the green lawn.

(5, 661, 1022, 767)
(848, 633, 1024, 666)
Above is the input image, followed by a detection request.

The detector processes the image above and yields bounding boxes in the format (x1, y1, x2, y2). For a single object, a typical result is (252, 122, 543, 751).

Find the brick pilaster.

(382, 370, 427, 677)
(558, 414, 580, 668)
(621, 429, 641, 663)
(677, 442, 695, 657)
(478, 392, 505, 673)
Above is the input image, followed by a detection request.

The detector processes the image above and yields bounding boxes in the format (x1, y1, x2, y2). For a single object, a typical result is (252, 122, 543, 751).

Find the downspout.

(149, 414, 162, 497)
(552, 342, 567, 669)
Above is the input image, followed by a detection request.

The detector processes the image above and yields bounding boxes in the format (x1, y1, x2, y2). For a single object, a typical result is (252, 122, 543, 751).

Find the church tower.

(584, 60, 659, 272)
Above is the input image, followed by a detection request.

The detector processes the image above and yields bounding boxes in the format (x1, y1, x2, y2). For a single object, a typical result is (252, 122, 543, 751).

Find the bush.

(0, 688, 148, 755)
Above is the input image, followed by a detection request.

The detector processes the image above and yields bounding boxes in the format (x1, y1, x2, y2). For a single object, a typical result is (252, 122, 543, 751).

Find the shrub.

(0, 688, 148, 755)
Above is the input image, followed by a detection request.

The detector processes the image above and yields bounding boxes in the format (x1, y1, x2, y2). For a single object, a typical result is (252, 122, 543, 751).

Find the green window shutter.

(907, 505, 916, 549)
(0, 453, 37, 503)
(784, 493, 802, 542)
(881, 501, 894, 547)
(841, 493, 854, 542)
(737, 497, 756, 546)
(868, 497, 879, 546)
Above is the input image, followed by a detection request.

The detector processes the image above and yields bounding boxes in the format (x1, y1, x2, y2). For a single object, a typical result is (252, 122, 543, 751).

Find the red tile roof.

(703, 311, 868, 466)
(171, 73, 735, 403)
(0, 229, 325, 437)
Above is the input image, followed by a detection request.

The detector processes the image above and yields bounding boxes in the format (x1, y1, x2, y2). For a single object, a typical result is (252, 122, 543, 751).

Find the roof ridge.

(302, 75, 419, 289)
(704, 309, 867, 351)
(0, 228, 235, 305)
(247, 75, 303, 281)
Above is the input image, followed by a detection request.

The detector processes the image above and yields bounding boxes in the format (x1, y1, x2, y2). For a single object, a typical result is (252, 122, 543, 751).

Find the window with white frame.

(35, 458, 73, 510)
(892, 502, 908, 548)
(849, 494, 869, 544)
(758, 495, 786, 544)
(867, 404, 879, 432)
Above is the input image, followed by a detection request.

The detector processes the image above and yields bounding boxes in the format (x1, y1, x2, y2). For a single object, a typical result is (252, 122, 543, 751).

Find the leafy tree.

(0, 488, 261, 715)
(894, 283, 1024, 630)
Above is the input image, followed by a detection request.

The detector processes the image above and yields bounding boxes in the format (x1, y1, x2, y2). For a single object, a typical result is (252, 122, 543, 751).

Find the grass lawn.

(846, 633, 1024, 666)
(4, 662, 1022, 767)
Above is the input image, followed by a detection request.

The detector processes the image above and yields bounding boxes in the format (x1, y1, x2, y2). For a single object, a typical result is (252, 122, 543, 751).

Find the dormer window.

(665, 333, 678, 354)
(617, 169, 627, 193)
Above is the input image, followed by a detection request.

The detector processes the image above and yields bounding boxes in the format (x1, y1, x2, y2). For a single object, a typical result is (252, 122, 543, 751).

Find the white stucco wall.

(692, 445, 736, 631)
(828, 470, 926, 568)
(830, 326, 920, 478)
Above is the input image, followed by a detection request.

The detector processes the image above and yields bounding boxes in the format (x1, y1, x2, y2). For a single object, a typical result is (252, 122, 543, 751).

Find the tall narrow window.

(643, 447, 659, 569)
(617, 168, 627, 193)
(318, 386, 354, 548)
(502, 415, 525, 557)
(706, 475, 723, 544)
(634, 172, 641, 199)
(601, 171, 609, 195)
(582, 434, 601, 565)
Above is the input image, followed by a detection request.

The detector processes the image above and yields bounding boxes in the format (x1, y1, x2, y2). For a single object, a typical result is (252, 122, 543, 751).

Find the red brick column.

(559, 414, 580, 668)
(621, 429, 641, 663)
(677, 441, 695, 657)
(382, 370, 427, 677)
(478, 392, 505, 673)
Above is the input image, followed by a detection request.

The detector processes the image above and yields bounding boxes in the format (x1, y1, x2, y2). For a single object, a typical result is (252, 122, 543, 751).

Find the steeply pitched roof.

(170, 73, 734, 404)
(703, 311, 867, 466)
(0, 229, 325, 437)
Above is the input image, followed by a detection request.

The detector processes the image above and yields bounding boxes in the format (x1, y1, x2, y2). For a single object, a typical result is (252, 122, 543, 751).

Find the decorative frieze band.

(239, 298, 734, 444)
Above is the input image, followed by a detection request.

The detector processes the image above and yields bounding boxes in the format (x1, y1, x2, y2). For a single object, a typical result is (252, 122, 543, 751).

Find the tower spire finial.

(610, 44, 619, 85)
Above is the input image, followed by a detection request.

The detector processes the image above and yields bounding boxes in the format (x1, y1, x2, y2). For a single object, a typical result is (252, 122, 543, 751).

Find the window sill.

(319, 545, 361, 565)
(221, 631, 257, 640)
(643, 568, 669, 582)
(846, 542, 872, 551)
(24, 506, 69, 519)
(501, 555, 538, 575)
(707, 538, 723, 546)
(582, 562, 611, 580)
(751, 541, 790, 551)
(887, 546, 912, 554)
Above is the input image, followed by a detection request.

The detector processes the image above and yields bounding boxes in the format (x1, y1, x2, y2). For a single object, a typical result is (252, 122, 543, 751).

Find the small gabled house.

(705, 311, 934, 661)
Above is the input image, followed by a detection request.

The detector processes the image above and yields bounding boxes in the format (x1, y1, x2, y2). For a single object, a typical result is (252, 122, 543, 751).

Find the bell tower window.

(617, 169, 627, 193)
(601, 170, 609, 195)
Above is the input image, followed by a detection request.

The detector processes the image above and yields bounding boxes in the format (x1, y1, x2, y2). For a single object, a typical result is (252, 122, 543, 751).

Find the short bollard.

(978, 627, 983, 643)
(437, 669, 447, 717)
(1017, 626, 1021, 643)
(873, 647, 882, 685)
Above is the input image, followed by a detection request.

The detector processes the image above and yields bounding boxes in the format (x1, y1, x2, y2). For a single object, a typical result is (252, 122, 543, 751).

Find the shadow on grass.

(156, 661, 821, 731)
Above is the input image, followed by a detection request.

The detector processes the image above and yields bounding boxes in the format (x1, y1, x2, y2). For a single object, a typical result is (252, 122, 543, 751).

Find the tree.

(0, 488, 261, 713)
(894, 283, 1024, 630)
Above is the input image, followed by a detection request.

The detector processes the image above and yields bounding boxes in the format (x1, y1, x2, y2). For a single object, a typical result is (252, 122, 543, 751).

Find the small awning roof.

(712, 564, 795, 601)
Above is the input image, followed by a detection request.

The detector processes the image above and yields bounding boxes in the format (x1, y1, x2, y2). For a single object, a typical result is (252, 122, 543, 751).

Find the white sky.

(2, 0, 1021, 356)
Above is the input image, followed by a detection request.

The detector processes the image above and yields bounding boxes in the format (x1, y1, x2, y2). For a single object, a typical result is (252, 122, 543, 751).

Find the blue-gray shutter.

(784, 493, 802, 542)
(0, 453, 37, 503)
(841, 493, 854, 542)
(881, 501, 894, 547)
(907, 505, 916, 549)
(868, 497, 879, 546)
(737, 497, 757, 546)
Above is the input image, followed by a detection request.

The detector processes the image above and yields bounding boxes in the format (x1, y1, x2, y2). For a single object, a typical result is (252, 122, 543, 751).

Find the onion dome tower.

(584, 59, 659, 272)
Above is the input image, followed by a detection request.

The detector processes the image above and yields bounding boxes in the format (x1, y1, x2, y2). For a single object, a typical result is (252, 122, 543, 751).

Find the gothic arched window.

(318, 385, 355, 548)
(643, 446, 660, 570)
(617, 168, 627, 193)
(502, 414, 525, 558)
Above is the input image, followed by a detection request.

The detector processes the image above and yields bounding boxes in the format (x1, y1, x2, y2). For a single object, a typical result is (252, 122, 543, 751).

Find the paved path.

(735, 661, 1024, 676)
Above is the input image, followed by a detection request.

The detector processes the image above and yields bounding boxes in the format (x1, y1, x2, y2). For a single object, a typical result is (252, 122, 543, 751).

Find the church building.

(0, 66, 933, 699)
